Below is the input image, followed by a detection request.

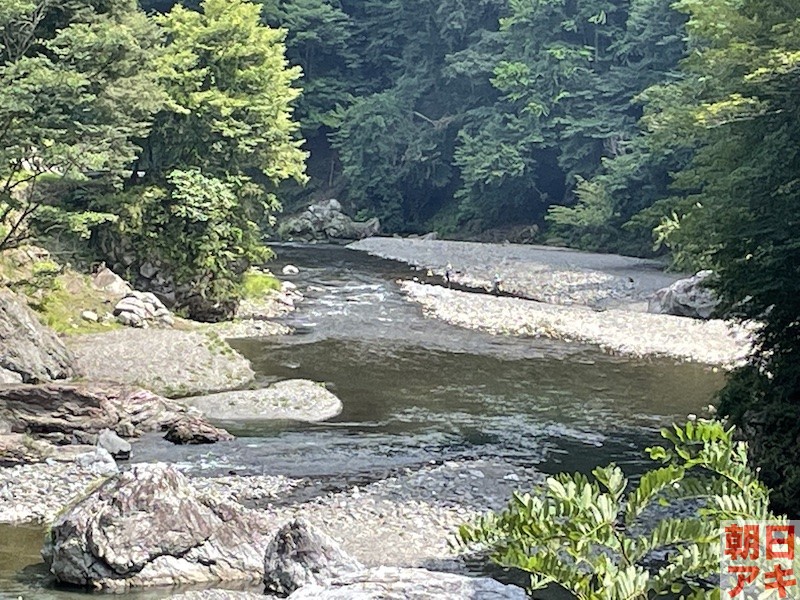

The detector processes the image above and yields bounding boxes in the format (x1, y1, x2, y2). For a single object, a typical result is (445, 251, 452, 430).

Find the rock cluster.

(0, 287, 75, 383)
(0, 383, 233, 463)
(114, 290, 175, 328)
(278, 200, 380, 242)
(648, 270, 720, 320)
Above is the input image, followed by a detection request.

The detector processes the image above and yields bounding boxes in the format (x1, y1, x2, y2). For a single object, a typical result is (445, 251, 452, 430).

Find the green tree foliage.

(632, 0, 800, 515)
(0, 0, 164, 250)
(140, 0, 307, 185)
(458, 420, 778, 599)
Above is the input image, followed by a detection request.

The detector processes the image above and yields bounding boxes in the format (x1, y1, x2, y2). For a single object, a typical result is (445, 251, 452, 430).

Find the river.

(0, 244, 724, 599)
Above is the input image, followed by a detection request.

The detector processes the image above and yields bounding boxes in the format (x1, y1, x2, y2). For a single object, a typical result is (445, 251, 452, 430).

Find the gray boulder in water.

(285, 567, 529, 599)
(43, 463, 271, 590)
(648, 270, 720, 320)
(0, 287, 75, 382)
(264, 519, 363, 596)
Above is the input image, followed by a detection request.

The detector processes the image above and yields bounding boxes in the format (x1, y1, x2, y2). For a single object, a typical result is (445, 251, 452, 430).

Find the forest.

(1, 0, 799, 595)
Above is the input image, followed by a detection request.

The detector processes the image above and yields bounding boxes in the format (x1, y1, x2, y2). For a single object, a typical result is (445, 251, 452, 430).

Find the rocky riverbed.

(349, 238, 753, 366)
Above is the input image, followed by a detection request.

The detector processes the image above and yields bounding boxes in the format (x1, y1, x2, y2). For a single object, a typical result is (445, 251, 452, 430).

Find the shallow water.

(0, 244, 724, 598)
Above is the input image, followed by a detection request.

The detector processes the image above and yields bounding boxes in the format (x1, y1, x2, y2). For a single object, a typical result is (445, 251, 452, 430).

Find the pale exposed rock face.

(648, 270, 720, 320)
(43, 463, 272, 590)
(184, 380, 343, 423)
(91, 267, 132, 297)
(264, 519, 363, 596)
(278, 200, 380, 242)
(285, 567, 528, 599)
(96, 428, 132, 459)
(0, 287, 75, 383)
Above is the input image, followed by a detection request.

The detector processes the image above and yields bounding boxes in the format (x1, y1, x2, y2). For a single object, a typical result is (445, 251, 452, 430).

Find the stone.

(164, 415, 235, 445)
(97, 428, 132, 460)
(43, 463, 271, 590)
(75, 446, 119, 476)
(81, 310, 99, 322)
(0, 368, 23, 384)
(0, 287, 75, 383)
(281, 281, 298, 292)
(648, 270, 719, 320)
(116, 311, 146, 328)
(264, 519, 363, 596)
(0, 432, 56, 465)
(286, 567, 528, 599)
(139, 262, 159, 279)
(183, 380, 342, 423)
(91, 268, 132, 297)
(282, 265, 300, 276)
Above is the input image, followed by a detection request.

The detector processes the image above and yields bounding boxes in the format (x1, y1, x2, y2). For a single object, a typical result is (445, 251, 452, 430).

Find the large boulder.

(0, 287, 75, 382)
(278, 200, 380, 242)
(183, 380, 343, 422)
(286, 567, 528, 600)
(264, 519, 363, 597)
(43, 463, 271, 590)
(648, 270, 719, 319)
(0, 382, 232, 448)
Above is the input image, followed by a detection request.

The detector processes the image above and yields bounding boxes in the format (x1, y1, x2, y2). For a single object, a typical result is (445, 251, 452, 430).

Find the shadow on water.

(0, 244, 725, 598)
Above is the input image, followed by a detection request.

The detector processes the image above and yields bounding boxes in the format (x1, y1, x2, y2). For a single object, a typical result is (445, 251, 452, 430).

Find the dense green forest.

(1, 0, 799, 519)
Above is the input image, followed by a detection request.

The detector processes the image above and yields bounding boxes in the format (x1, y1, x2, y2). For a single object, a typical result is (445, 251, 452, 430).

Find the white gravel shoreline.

(402, 281, 750, 366)
(348, 238, 752, 366)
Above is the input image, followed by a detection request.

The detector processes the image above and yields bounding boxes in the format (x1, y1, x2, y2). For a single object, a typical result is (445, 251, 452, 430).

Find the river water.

(0, 244, 724, 599)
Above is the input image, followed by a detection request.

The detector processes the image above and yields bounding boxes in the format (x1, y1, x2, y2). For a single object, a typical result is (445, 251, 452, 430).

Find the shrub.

(457, 420, 780, 600)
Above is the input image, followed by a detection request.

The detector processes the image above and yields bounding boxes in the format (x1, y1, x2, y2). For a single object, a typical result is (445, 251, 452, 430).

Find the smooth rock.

(0, 368, 22, 384)
(0, 287, 75, 383)
(43, 463, 271, 590)
(264, 519, 363, 596)
(81, 310, 99, 323)
(183, 380, 342, 422)
(75, 446, 119, 476)
(97, 428, 132, 460)
(286, 567, 528, 599)
(648, 270, 720, 320)
(91, 268, 133, 296)
(282, 265, 300, 276)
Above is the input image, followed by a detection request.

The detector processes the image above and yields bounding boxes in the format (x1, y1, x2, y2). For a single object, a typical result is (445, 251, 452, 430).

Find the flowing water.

(0, 244, 725, 599)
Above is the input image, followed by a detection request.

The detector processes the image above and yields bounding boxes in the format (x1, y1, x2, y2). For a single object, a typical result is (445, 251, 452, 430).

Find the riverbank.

(349, 238, 752, 366)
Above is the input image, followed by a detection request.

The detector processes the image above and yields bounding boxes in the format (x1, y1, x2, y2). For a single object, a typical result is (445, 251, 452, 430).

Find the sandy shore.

(349, 238, 752, 366)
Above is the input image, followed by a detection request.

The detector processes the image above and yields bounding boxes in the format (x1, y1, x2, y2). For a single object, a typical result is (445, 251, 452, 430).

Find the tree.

(88, 0, 308, 319)
(633, 0, 800, 515)
(0, 0, 164, 250)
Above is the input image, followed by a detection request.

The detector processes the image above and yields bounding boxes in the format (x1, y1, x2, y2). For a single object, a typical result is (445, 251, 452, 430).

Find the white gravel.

(402, 281, 751, 367)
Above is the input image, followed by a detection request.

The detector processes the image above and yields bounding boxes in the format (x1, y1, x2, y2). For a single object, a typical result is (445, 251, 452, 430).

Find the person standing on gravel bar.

(491, 274, 502, 295)
(445, 263, 453, 288)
